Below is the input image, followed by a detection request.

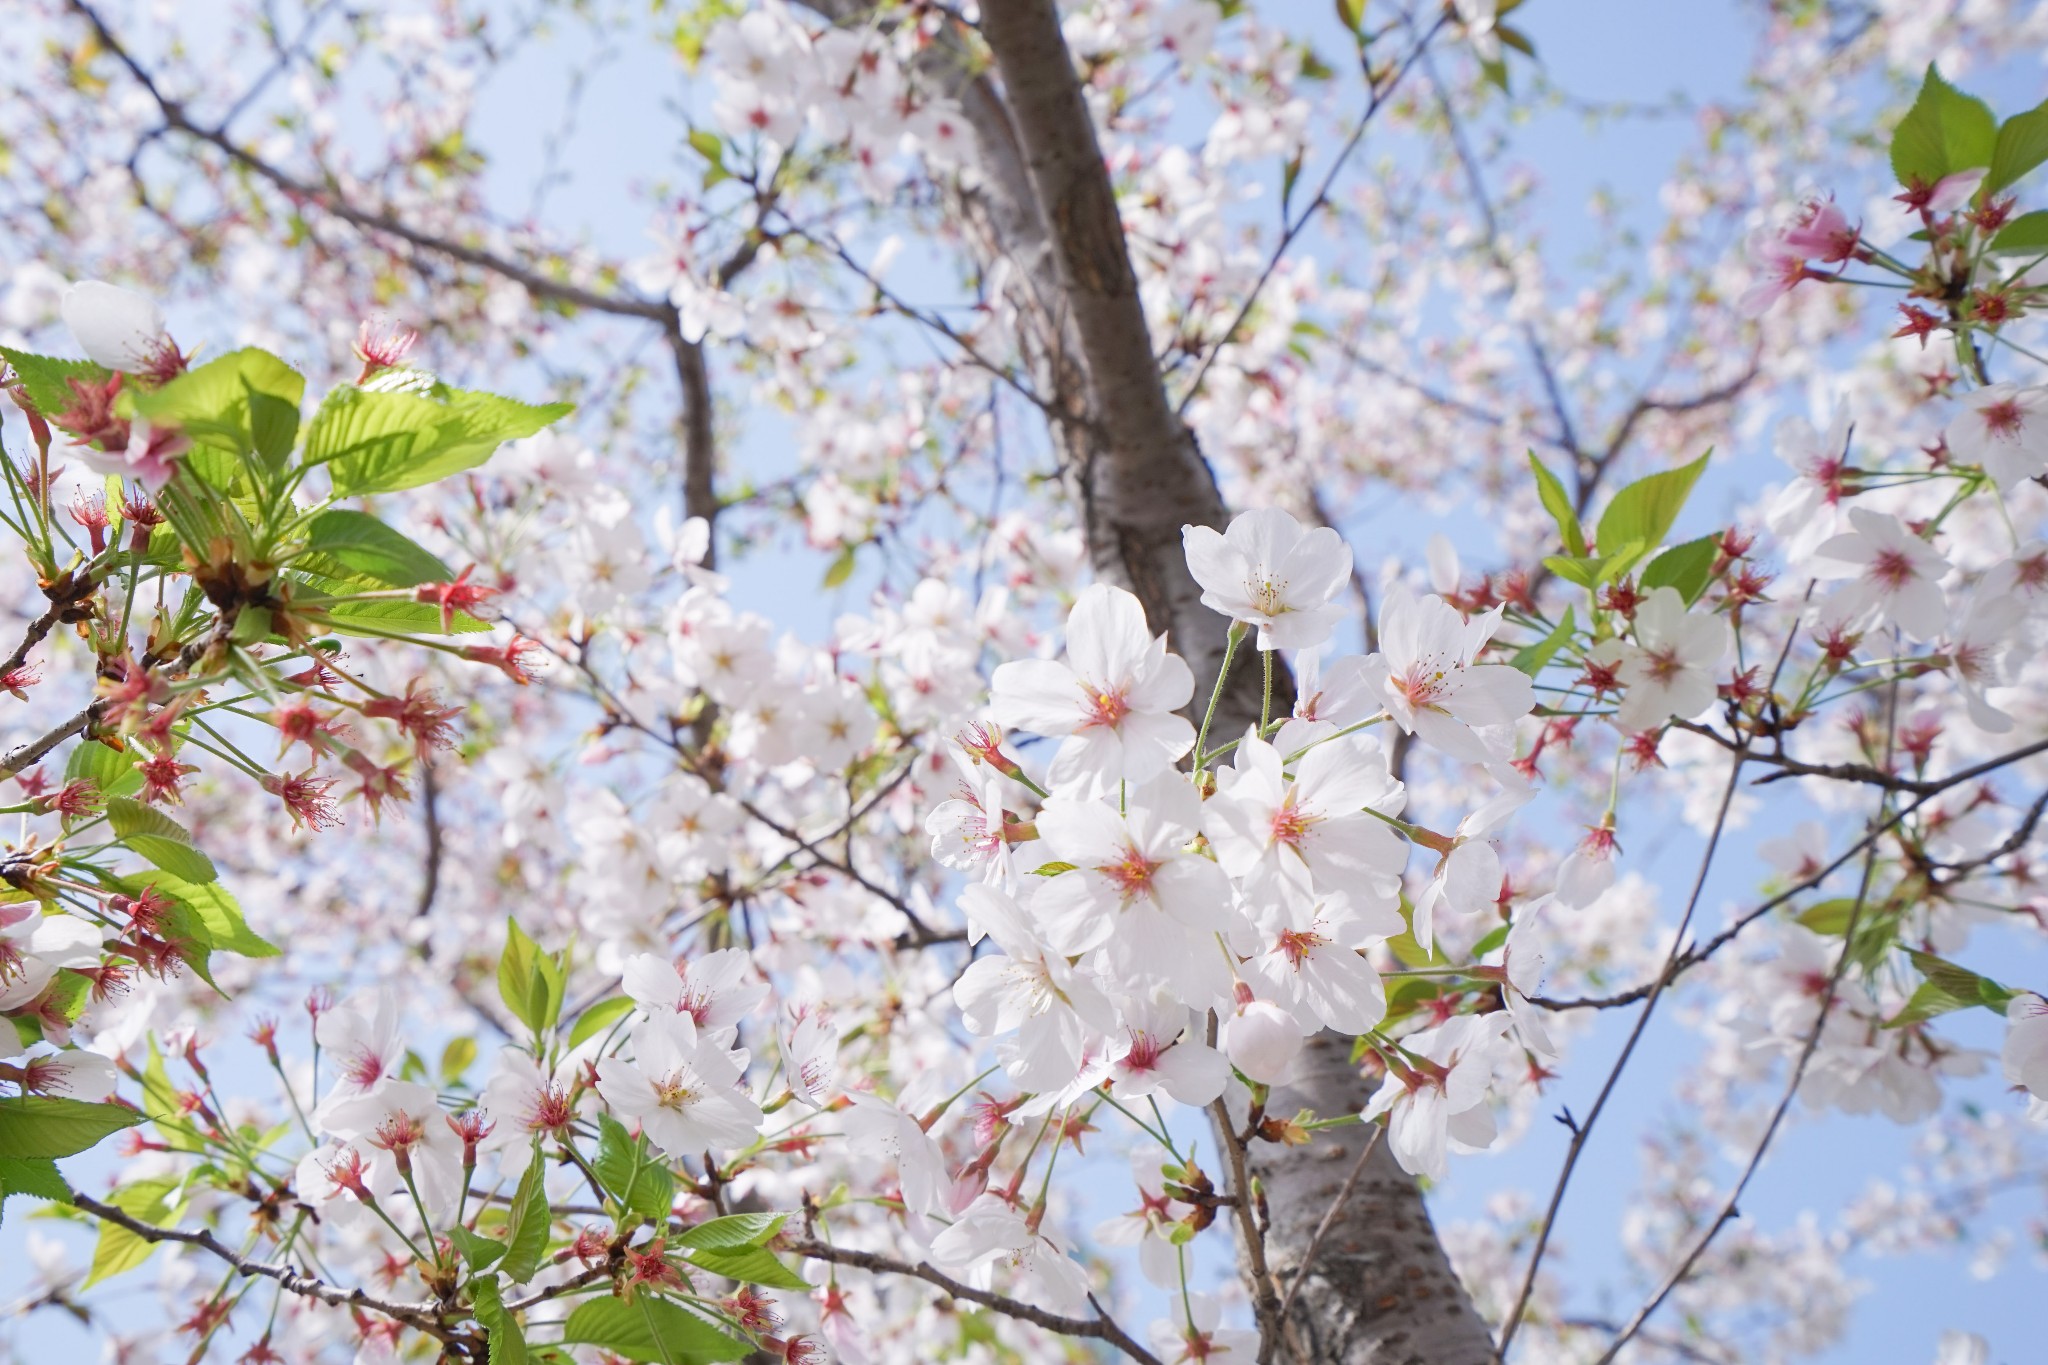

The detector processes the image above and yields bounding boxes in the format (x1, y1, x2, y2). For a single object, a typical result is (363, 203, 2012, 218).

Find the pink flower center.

(1868, 548, 1916, 590)
(1270, 800, 1315, 849)
(654, 1070, 701, 1110)
(1643, 646, 1686, 685)
(1100, 848, 1159, 901)
(1981, 398, 2024, 441)
(343, 1050, 385, 1088)
(1081, 686, 1131, 729)
(1276, 927, 1328, 969)
(1122, 1030, 1163, 1073)
(1391, 661, 1450, 709)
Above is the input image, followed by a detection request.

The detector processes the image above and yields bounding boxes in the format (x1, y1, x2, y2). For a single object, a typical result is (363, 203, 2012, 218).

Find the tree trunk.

(965, 5, 1500, 1362)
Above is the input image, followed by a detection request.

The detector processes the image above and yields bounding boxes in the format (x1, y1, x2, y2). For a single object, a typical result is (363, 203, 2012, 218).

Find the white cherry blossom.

(1182, 507, 1352, 650)
(1363, 589, 1534, 762)
(989, 583, 1196, 797)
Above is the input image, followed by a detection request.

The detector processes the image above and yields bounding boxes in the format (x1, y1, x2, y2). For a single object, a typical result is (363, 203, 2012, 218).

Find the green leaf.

(593, 1114, 676, 1225)
(675, 1212, 787, 1251)
(309, 384, 572, 496)
(127, 348, 305, 470)
(566, 996, 636, 1051)
(289, 570, 492, 636)
(1890, 65, 1996, 189)
(0, 347, 110, 417)
(106, 796, 217, 883)
(1794, 898, 1859, 936)
(1595, 450, 1710, 559)
(1988, 102, 2048, 194)
(471, 1275, 530, 1365)
(496, 918, 565, 1038)
(450, 1226, 508, 1271)
(1030, 861, 1078, 877)
(1511, 605, 1574, 678)
(140, 1036, 204, 1153)
(298, 509, 453, 588)
(0, 1097, 145, 1160)
(118, 871, 278, 959)
(1335, 0, 1366, 36)
(1540, 554, 1606, 590)
(685, 1244, 808, 1291)
(1884, 949, 2018, 1029)
(558, 1296, 748, 1364)
(441, 1035, 479, 1083)
(84, 1177, 179, 1286)
(1640, 533, 1721, 605)
(1528, 451, 1586, 557)
(1469, 923, 1512, 959)
(0, 1156, 71, 1228)
(499, 1145, 552, 1284)
(1990, 210, 2048, 256)
(687, 128, 726, 171)
(822, 544, 856, 589)
(66, 738, 143, 799)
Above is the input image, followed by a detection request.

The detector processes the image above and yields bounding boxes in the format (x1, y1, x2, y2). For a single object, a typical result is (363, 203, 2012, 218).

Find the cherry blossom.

(989, 584, 1196, 797)
(594, 1012, 764, 1159)
(929, 1192, 1092, 1315)
(1944, 383, 2048, 492)
(1608, 587, 1729, 730)
(1204, 733, 1408, 920)
(1810, 507, 1952, 641)
(953, 885, 1118, 1091)
(1361, 1013, 1515, 1179)
(1363, 589, 1534, 762)
(1182, 507, 1352, 650)
(59, 279, 175, 373)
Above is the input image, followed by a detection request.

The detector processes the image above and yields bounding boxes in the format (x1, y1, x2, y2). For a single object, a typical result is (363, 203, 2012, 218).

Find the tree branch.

(69, 1192, 455, 1340)
(788, 1238, 1162, 1365)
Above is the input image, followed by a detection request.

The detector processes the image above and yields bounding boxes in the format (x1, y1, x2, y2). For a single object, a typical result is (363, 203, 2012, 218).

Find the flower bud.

(1224, 997, 1303, 1085)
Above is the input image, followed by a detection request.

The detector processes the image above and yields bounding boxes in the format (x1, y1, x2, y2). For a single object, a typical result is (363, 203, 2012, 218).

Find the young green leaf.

(1889, 65, 1996, 189)
(674, 1211, 787, 1251)
(592, 1114, 677, 1224)
(1990, 210, 2048, 256)
(0, 1156, 71, 1228)
(558, 1296, 748, 1364)
(566, 996, 636, 1051)
(498, 1145, 553, 1284)
(83, 1177, 179, 1286)
(311, 385, 572, 496)
(106, 797, 218, 883)
(684, 1244, 809, 1290)
(0, 347, 110, 417)
(496, 918, 565, 1038)
(1510, 605, 1575, 678)
(126, 348, 305, 471)
(118, 872, 279, 959)
(0, 1097, 146, 1159)
(1640, 533, 1721, 604)
(471, 1275, 530, 1365)
(66, 739, 143, 799)
(297, 509, 454, 588)
(449, 1225, 508, 1272)
(1988, 101, 2048, 194)
(1528, 451, 1587, 556)
(1595, 450, 1710, 559)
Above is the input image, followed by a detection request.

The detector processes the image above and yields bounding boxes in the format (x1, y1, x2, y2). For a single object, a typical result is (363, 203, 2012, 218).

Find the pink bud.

(1225, 998, 1304, 1085)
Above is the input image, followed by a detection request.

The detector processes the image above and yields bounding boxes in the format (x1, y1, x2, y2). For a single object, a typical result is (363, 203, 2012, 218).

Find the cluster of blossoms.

(6, 3, 2048, 1364)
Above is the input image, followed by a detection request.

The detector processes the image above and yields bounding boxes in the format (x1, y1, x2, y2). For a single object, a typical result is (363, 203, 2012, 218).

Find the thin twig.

(1494, 743, 1748, 1356)
(788, 1238, 1163, 1365)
